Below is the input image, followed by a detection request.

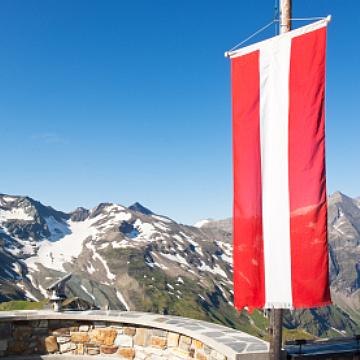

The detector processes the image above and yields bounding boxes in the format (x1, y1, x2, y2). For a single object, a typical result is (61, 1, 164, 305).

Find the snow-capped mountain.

(0, 192, 359, 338)
(0, 194, 234, 315)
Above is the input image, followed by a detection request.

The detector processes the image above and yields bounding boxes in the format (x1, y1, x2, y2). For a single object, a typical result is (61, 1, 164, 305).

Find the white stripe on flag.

(260, 35, 293, 308)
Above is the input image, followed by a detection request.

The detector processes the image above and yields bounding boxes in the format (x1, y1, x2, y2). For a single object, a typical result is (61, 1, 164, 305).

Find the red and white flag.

(230, 19, 331, 309)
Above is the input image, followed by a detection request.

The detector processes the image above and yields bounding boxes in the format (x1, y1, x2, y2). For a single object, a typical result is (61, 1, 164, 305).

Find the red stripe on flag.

(288, 27, 331, 308)
(232, 51, 265, 309)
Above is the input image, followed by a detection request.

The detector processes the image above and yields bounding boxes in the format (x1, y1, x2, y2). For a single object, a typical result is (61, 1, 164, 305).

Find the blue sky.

(1, 1, 359, 224)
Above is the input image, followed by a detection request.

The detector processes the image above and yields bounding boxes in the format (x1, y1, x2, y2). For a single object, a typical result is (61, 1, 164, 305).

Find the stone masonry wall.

(0, 320, 227, 360)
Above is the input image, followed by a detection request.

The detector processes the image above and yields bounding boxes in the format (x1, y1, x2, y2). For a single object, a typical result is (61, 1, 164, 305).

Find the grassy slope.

(0, 299, 47, 310)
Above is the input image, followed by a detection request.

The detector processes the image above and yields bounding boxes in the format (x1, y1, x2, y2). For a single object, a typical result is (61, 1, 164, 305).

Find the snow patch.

(116, 290, 130, 310)
(87, 263, 96, 274)
(80, 285, 96, 302)
(199, 261, 228, 278)
(26, 218, 99, 272)
(0, 207, 34, 221)
(135, 220, 156, 236)
(38, 284, 48, 298)
(2, 196, 17, 202)
(172, 235, 184, 244)
(17, 284, 39, 302)
(219, 253, 232, 264)
(98, 243, 110, 250)
(86, 242, 116, 282)
(193, 219, 210, 228)
(154, 222, 169, 232)
(159, 252, 189, 267)
(330, 327, 346, 336)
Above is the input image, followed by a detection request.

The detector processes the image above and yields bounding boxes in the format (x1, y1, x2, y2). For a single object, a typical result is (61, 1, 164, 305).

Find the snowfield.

(26, 217, 99, 272)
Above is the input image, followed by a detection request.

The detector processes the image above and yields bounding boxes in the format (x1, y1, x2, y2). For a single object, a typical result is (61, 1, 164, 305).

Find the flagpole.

(270, 308, 284, 360)
(279, 0, 292, 34)
(269, 4, 292, 360)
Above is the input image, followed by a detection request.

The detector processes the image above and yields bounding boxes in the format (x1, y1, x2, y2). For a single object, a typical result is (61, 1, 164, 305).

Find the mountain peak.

(70, 207, 90, 222)
(329, 191, 354, 205)
(128, 202, 153, 215)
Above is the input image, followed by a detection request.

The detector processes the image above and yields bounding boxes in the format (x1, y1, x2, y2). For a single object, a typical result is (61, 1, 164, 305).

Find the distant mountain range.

(0, 191, 359, 339)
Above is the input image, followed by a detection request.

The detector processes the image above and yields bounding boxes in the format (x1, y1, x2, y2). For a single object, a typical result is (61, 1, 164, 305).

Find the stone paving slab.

(0, 310, 269, 360)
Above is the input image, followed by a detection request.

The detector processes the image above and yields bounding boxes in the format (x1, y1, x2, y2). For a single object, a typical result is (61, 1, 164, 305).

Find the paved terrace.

(0, 310, 269, 360)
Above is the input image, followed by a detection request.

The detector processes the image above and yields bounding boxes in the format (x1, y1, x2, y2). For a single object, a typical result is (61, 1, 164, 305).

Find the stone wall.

(0, 320, 227, 360)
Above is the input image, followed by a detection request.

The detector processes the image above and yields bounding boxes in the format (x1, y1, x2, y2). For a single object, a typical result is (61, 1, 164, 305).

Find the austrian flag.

(230, 19, 331, 309)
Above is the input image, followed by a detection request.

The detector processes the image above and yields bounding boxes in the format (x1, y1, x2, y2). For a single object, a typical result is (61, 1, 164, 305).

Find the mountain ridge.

(0, 191, 359, 339)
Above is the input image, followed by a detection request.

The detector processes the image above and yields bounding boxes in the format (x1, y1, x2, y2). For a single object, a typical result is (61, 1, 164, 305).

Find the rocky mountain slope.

(0, 192, 359, 339)
(200, 191, 360, 337)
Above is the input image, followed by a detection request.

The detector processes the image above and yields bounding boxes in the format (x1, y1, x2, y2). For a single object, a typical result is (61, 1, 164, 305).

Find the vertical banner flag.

(230, 19, 331, 309)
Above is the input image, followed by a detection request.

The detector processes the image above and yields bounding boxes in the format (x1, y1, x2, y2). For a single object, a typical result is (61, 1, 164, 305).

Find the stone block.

(151, 336, 167, 349)
(180, 335, 192, 345)
(101, 345, 119, 354)
(134, 328, 149, 346)
(0, 323, 11, 338)
(146, 347, 166, 356)
(115, 334, 134, 347)
(152, 329, 167, 337)
(0, 340, 8, 351)
(94, 322, 107, 328)
(90, 328, 118, 345)
(29, 339, 38, 351)
(192, 340, 203, 349)
(48, 320, 62, 329)
(13, 326, 32, 339)
(7, 340, 28, 355)
(71, 331, 90, 343)
(28, 339, 44, 355)
(134, 349, 147, 360)
(33, 327, 49, 336)
(167, 332, 180, 347)
(179, 335, 192, 351)
(59, 342, 76, 353)
(52, 327, 70, 336)
(170, 347, 191, 359)
(79, 324, 90, 332)
(87, 346, 100, 355)
(38, 320, 49, 328)
(196, 352, 208, 360)
(31, 320, 47, 328)
(76, 343, 85, 355)
(117, 347, 135, 359)
(124, 326, 136, 336)
(56, 336, 71, 343)
(44, 336, 58, 353)
(148, 355, 163, 360)
(49, 320, 77, 329)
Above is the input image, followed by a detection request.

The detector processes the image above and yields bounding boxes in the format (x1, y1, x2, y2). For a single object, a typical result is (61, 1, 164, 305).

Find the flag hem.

(228, 18, 329, 59)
